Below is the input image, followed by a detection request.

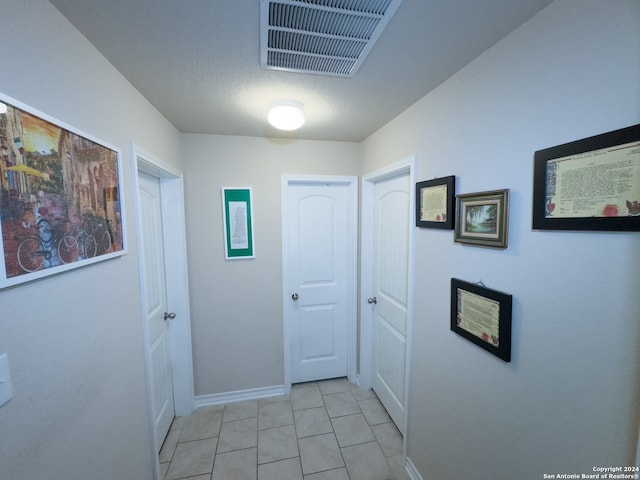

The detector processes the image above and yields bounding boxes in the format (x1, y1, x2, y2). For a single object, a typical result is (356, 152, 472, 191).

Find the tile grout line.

(320, 383, 353, 480)
(162, 379, 402, 480)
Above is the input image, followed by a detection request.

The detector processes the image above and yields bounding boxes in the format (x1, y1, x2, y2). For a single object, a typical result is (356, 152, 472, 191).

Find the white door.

(138, 172, 174, 448)
(286, 181, 352, 383)
(371, 172, 410, 433)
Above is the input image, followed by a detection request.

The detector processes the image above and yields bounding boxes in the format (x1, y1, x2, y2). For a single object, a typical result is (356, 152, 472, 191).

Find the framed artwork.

(221, 187, 254, 259)
(451, 278, 512, 362)
(454, 189, 509, 248)
(532, 124, 640, 231)
(0, 93, 126, 289)
(416, 175, 455, 229)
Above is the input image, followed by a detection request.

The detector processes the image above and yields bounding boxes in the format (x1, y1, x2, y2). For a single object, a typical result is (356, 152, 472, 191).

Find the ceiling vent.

(260, 0, 404, 78)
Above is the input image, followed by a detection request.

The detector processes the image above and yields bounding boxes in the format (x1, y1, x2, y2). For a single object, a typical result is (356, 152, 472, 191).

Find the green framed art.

(221, 187, 254, 259)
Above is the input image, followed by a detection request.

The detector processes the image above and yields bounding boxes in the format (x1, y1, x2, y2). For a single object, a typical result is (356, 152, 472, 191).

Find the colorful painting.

(0, 94, 125, 288)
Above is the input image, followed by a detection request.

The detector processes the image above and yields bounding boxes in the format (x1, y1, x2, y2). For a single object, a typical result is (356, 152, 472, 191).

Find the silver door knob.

(368, 297, 377, 304)
(291, 293, 299, 301)
(164, 312, 176, 320)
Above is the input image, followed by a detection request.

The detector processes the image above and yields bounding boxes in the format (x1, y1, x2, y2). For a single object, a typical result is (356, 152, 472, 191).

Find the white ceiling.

(48, 0, 553, 142)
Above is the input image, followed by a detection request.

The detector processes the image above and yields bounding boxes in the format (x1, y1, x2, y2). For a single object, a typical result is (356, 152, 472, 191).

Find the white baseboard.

(194, 384, 287, 408)
(405, 456, 424, 480)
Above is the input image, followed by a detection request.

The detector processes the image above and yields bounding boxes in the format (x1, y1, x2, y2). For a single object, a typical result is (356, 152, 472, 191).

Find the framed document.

(532, 124, 640, 231)
(454, 189, 509, 248)
(415, 175, 455, 229)
(221, 187, 254, 259)
(451, 278, 512, 362)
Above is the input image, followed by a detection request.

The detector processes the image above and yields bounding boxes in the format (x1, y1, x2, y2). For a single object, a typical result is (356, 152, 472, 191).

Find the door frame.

(359, 157, 416, 443)
(281, 174, 359, 392)
(131, 144, 195, 477)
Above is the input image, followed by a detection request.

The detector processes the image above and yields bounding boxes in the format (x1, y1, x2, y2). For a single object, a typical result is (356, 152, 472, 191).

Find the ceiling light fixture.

(267, 100, 305, 131)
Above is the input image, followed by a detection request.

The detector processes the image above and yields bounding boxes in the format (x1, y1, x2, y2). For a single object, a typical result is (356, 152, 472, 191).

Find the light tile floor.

(159, 378, 410, 480)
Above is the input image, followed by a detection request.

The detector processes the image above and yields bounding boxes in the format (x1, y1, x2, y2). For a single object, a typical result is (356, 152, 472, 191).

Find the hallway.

(159, 378, 409, 480)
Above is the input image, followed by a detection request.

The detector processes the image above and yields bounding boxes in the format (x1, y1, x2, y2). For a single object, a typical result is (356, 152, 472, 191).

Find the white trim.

(636, 427, 640, 469)
(281, 177, 291, 393)
(358, 178, 375, 391)
(281, 175, 359, 391)
(131, 144, 195, 480)
(405, 456, 425, 480)
(359, 156, 416, 447)
(194, 384, 288, 408)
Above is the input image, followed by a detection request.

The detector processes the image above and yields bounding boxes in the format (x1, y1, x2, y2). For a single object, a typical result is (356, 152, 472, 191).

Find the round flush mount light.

(0, 102, 7, 114)
(267, 100, 305, 131)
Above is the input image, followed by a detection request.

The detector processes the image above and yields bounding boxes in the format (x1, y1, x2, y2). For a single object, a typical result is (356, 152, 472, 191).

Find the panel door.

(372, 172, 410, 433)
(287, 182, 350, 383)
(138, 172, 174, 448)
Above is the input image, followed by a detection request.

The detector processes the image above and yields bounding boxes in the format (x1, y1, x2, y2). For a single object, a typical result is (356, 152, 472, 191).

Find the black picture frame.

(415, 175, 455, 229)
(451, 278, 512, 362)
(532, 124, 640, 231)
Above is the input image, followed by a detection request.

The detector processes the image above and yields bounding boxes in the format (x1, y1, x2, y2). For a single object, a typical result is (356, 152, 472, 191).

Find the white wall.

(181, 134, 360, 396)
(0, 1, 182, 479)
(1, 0, 637, 478)
(362, 1, 640, 478)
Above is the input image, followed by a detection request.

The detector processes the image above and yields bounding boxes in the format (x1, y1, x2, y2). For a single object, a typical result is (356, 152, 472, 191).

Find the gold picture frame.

(454, 189, 509, 248)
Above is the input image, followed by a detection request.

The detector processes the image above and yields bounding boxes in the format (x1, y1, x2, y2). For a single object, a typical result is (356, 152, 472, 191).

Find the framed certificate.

(532, 124, 640, 231)
(451, 278, 512, 362)
(415, 175, 455, 229)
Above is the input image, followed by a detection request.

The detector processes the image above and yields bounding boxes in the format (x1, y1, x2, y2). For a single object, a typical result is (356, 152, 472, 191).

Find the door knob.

(368, 297, 377, 304)
(164, 312, 176, 320)
(291, 293, 299, 301)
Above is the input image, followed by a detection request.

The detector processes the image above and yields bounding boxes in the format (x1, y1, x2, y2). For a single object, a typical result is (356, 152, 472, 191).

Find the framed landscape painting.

(454, 189, 509, 248)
